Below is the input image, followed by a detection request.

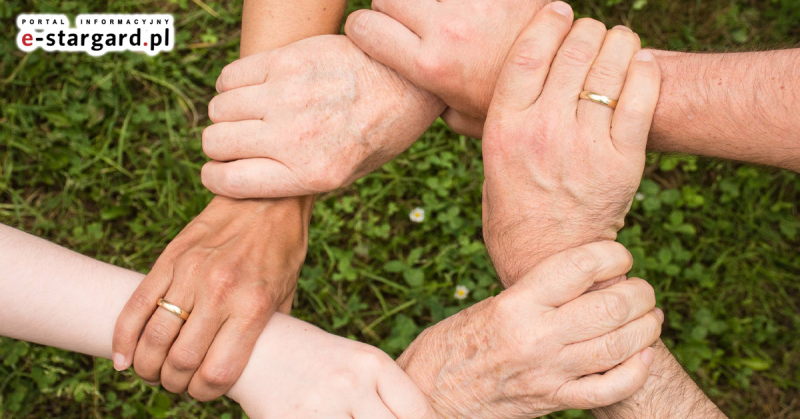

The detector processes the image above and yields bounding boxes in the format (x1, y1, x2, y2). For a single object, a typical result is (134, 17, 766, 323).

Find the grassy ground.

(1, 0, 799, 418)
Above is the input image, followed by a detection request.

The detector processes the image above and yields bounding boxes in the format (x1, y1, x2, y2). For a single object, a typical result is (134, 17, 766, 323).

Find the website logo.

(17, 14, 174, 56)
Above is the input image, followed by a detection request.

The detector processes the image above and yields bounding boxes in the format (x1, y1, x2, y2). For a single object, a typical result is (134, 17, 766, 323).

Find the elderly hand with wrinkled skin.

(398, 241, 663, 419)
(200, 34, 444, 199)
(393, 4, 664, 418)
(345, 0, 552, 137)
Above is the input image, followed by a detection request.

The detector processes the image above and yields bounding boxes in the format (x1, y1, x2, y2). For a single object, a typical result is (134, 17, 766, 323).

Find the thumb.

(512, 241, 634, 308)
(345, 10, 422, 87)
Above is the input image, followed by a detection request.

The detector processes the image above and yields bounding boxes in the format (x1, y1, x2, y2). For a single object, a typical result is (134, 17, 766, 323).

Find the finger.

(490, 1, 574, 111)
(202, 120, 287, 162)
(188, 316, 267, 401)
(377, 364, 439, 419)
(132, 285, 195, 383)
(160, 304, 226, 393)
(510, 241, 633, 308)
(208, 85, 267, 123)
(112, 267, 172, 371)
(610, 49, 661, 157)
(441, 108, 485, 139)
(539, 18, 607, 110)
(201, 159, 310, 199)
(577, 26, 641, 132)
(216, 51, 274, 93)
(565, 308, 663, 374)
(345, 10, 422, 84)
(556, 347, 654, 409)
(556, 277, 656, 343)
(370, 0, 435, 34)
(352, 397, 398, 419)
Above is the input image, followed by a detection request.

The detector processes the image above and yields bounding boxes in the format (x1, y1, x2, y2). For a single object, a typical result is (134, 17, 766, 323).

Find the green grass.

(1, 0, 799, 417)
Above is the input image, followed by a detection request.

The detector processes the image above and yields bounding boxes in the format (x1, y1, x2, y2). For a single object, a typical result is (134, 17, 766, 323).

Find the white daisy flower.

(409, 207, 425, 223)
(635, 192, 645, 201)
(454, 285, 470, 300)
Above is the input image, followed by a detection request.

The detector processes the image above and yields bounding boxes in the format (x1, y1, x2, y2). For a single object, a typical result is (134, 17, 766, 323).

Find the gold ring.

(157, 298, 190, 321)
(579, 91, 618, 109)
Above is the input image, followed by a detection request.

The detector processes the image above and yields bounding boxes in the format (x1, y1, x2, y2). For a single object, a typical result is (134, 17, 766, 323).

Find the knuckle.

(588, 61, 626, 82)
(565, 247, 601, 275)
(509, 42, 547, 72)
(414, 53, 447, 82)
(440, 18, 471, 42)
(144, 321, 175, 347)
(206, 268, 239, 303)
(218, 168, 245, 197)
(602, 330, 629, 364)
(600, 292, 630, 325)
(198, 363, 238, 389)
(128, 291, 156, 313)
(167, 346, 204, 373)
(356, 347, 392, 371)
(329, 367, 363, 392)
(557, 40, 596, 66)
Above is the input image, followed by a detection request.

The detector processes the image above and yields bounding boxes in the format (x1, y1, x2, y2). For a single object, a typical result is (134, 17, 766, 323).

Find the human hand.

(480, 5, 660, 284)
(201, 34, 445, 199)
(345, 0, 552, 137)
(398, 241, 662, 419)
(112, 196, 313, 400)
(227, 313, 439, 419)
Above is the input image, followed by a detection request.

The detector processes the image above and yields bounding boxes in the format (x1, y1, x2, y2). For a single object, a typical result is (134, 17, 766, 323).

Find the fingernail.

(144, 380, 160, 386)
(640, 347, 655, 366)
(112, 353, 128, 371)
(551, 1, 572, 16)
(613, 25, 633, 32)
(635, 50, 654, 62)
(654, 307, 664, 323)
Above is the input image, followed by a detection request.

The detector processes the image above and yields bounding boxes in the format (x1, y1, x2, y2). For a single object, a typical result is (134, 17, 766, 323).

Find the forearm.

(649, 49, 800, 172)
(241, 0, 346, 55)
(592, 341, 726, 419)
(0, 224, 296, 405)
(211, 0, 348, 304)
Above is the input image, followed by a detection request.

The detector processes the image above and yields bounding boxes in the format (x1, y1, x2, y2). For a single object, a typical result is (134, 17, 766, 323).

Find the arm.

(345, 3, 800, 172)
(0, 224, 438, 418)
(112, 0, 345, 401)
(648, 49, 800, 172)
(593, 342, 726, 419)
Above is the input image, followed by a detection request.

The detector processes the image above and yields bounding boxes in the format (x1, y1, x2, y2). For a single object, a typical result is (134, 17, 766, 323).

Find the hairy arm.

(649, 49, 800, 172)
(593, 342, 726, 419)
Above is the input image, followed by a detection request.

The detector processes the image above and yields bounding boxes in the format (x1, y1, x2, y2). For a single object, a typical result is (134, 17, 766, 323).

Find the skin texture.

(202, 35, 444, 198)
(345, 0, 551, 133)
(481, 5, 659, 286)
(397, 242, 662, 419)
(346, 1, 800, 172)
(0, 224, 439, 419)
(396, 5, 668, 418)
(0, 222, 661, 419)
(592, 342, 727, 419)
(112, 0, 348, 401)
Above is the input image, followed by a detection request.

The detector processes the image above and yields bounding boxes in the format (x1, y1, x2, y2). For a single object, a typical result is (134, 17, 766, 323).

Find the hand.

(480, 4, 661, 284)
(227, 313, 439, 419)
(398, 241, 662, 418)
(112, 196, 313, 400)
(201, 34, 445, 199)
(345, 0, 551, 137)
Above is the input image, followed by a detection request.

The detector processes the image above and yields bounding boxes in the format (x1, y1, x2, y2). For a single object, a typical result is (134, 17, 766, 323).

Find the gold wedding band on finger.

(579, 91, 618, 109)
(157, 298, 190, 321)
